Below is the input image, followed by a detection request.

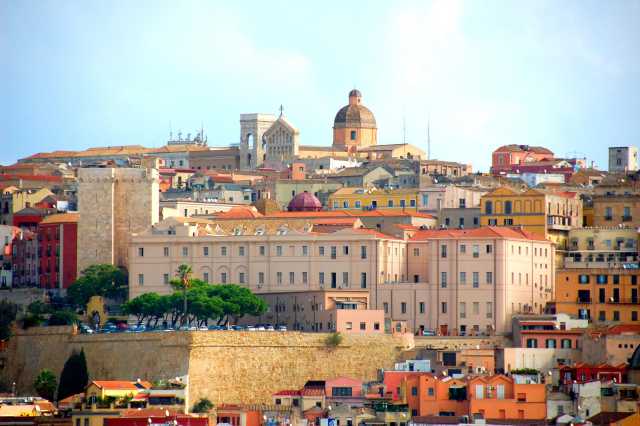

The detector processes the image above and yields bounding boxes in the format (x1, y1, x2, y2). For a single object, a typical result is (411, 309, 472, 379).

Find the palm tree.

(176, 264, 193, 326)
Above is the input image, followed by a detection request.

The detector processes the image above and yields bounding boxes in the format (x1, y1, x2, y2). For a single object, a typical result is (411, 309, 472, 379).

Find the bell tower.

(239, 113, 277, 169)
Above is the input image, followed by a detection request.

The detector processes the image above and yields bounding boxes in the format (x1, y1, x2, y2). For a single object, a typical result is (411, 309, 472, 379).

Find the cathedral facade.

(239, 89, 425, 169)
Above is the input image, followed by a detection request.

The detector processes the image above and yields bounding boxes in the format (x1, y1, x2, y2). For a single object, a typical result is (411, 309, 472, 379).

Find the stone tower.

(77, 167, 159, 274)
(239, 113, 277, 170)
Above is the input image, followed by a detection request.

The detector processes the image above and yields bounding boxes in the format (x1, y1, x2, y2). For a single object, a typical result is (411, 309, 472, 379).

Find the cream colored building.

(375, 227, 555, 336)
(419, 185, 487, 214)
(128, 214, 554, 336)
(77, 168, 159, 273)
(128, 216, 402, 301)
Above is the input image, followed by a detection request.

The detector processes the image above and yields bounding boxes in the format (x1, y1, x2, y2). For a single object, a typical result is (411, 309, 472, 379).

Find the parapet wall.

(2, 327, 411, 405)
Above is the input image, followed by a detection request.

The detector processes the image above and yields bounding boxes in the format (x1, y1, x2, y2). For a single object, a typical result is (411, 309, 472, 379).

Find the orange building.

(468, 375, 546, 421)
(554, 268, 640, 323)
(404, 374, 468, 418)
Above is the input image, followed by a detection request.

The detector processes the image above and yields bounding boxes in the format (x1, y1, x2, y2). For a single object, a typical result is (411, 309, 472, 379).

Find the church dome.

(334, 90, 377, 129)
(287, 191, 322, 212)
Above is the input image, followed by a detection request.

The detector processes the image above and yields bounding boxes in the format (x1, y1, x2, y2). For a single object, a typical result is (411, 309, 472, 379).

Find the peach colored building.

(128, 215, 403, 301)
(375, 227, 555, 335)
(128, 215, 553, 336)
(253, 290, 383, 333)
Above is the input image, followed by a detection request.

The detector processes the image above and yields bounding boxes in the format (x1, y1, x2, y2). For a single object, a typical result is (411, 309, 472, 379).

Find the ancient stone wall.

(2, 328, 410, 405)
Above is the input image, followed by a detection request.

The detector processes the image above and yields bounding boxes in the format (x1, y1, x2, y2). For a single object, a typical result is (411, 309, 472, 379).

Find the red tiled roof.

(214, 207, 263, 219)
(301, 387, 325, 397)
(273, 390, 301, 397)
(0, 174, 63, 182)
(311, 218, 358, 226)
(409, 226, 548, 242)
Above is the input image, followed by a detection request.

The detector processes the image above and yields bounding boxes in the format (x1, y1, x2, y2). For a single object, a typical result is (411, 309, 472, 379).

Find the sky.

(1, 0, 639, 171)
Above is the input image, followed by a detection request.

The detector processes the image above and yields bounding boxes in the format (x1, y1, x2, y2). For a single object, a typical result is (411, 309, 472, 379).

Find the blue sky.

(1, 0, 638, 171)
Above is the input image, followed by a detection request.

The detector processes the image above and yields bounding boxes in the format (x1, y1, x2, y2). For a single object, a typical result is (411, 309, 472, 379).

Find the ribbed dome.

(334, 90, 377, 129)
(287, 191, 322, 212)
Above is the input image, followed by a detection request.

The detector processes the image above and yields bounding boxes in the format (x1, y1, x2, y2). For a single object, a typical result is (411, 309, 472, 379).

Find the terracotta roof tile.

(409, 226, 548, 242)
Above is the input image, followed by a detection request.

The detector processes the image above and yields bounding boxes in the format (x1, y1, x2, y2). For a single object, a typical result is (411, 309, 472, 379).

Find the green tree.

(57, 349, 89, 401)
(27, 300, 51, 316)
(67, 264, 128, 308)
(48, 310, 78, 326)
(171, 264, 193, 326)
(0, 300, 18, 340)
(34, 369, 57, 401)
(191, 397, 213, 413)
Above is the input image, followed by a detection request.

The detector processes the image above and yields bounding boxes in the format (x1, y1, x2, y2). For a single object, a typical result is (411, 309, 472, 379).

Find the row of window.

(576, 274, 639, 285)
(459, 302, 494, 318)
(383, 301, 494, 317)
(441, 271, 493, 287)
(332, 199, 417, 209)
(577, 309, 640, 322)
(140, 245, 370, 259)
(526, 338, 574, 349)
(141, 271, 369, 289)
(440, 244, 492, 258)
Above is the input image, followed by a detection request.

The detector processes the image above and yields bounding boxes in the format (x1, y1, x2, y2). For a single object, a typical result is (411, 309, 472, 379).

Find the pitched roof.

(409, 226, 548, 242)
(90, 380, 152, 390)
(273, 389, 301, 396)
(40, 213, 79, 224)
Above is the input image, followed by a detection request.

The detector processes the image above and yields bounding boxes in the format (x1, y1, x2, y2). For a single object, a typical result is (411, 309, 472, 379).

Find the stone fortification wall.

(2, 327, 410, 405)
(3, 326, 189, 396)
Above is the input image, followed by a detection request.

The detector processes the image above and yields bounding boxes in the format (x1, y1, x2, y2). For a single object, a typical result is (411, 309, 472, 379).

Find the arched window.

(485, 201, 493, 214)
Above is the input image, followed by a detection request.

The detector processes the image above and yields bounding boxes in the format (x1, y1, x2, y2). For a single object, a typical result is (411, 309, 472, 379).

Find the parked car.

(79, 324, 94, 334)
(265, 325, 275, 331)
(101, 324, 117, 333)
(276, 325, 287, 332)
(198, 326, 208, 331)
(231, 325, 244, 331)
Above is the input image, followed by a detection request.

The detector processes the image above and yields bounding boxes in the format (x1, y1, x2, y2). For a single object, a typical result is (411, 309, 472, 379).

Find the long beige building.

(128, 216, 554, 335)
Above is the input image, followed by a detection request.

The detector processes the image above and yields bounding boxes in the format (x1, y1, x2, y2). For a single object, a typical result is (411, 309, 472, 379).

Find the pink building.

(325, 377, 363, 399)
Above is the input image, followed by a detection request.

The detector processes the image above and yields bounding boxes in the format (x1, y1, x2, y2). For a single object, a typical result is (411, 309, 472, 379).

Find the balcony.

(577, 298, 592, 304)
(622, 215, 633, 222)
(604, 215, 613, 221)
(547, 215, 572, 231)
(607, 298, 639, 305)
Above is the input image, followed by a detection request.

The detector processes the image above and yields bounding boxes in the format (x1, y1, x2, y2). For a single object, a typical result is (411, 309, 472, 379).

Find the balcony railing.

(622, 216, 633, 222)
(606, 298, 639, 305)
(577, 298, 592, 304)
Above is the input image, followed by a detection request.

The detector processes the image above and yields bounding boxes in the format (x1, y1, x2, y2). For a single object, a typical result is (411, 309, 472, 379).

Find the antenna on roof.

(402, 113, 407, 146)
(427, 118, 431, 161)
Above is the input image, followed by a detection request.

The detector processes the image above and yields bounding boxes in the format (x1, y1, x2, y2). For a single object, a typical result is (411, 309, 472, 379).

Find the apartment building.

(480, 187, 582, 252)
(128, 216, 404, 301)
(128, 215, 553, 336)
(375, 227, 555, 335)
(554, 269, 640, 323)
(418, 185, 486, 214)
(592, 193, 640, 228)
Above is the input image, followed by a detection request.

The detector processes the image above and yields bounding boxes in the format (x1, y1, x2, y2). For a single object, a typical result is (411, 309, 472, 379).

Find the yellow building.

(479, 187, 582, 249)
(327, 188, 419, 211)
(554, 268, 640, 323)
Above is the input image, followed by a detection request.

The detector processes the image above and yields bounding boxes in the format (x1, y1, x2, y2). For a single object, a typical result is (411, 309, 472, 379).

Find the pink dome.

(287, 191, 322, 212)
